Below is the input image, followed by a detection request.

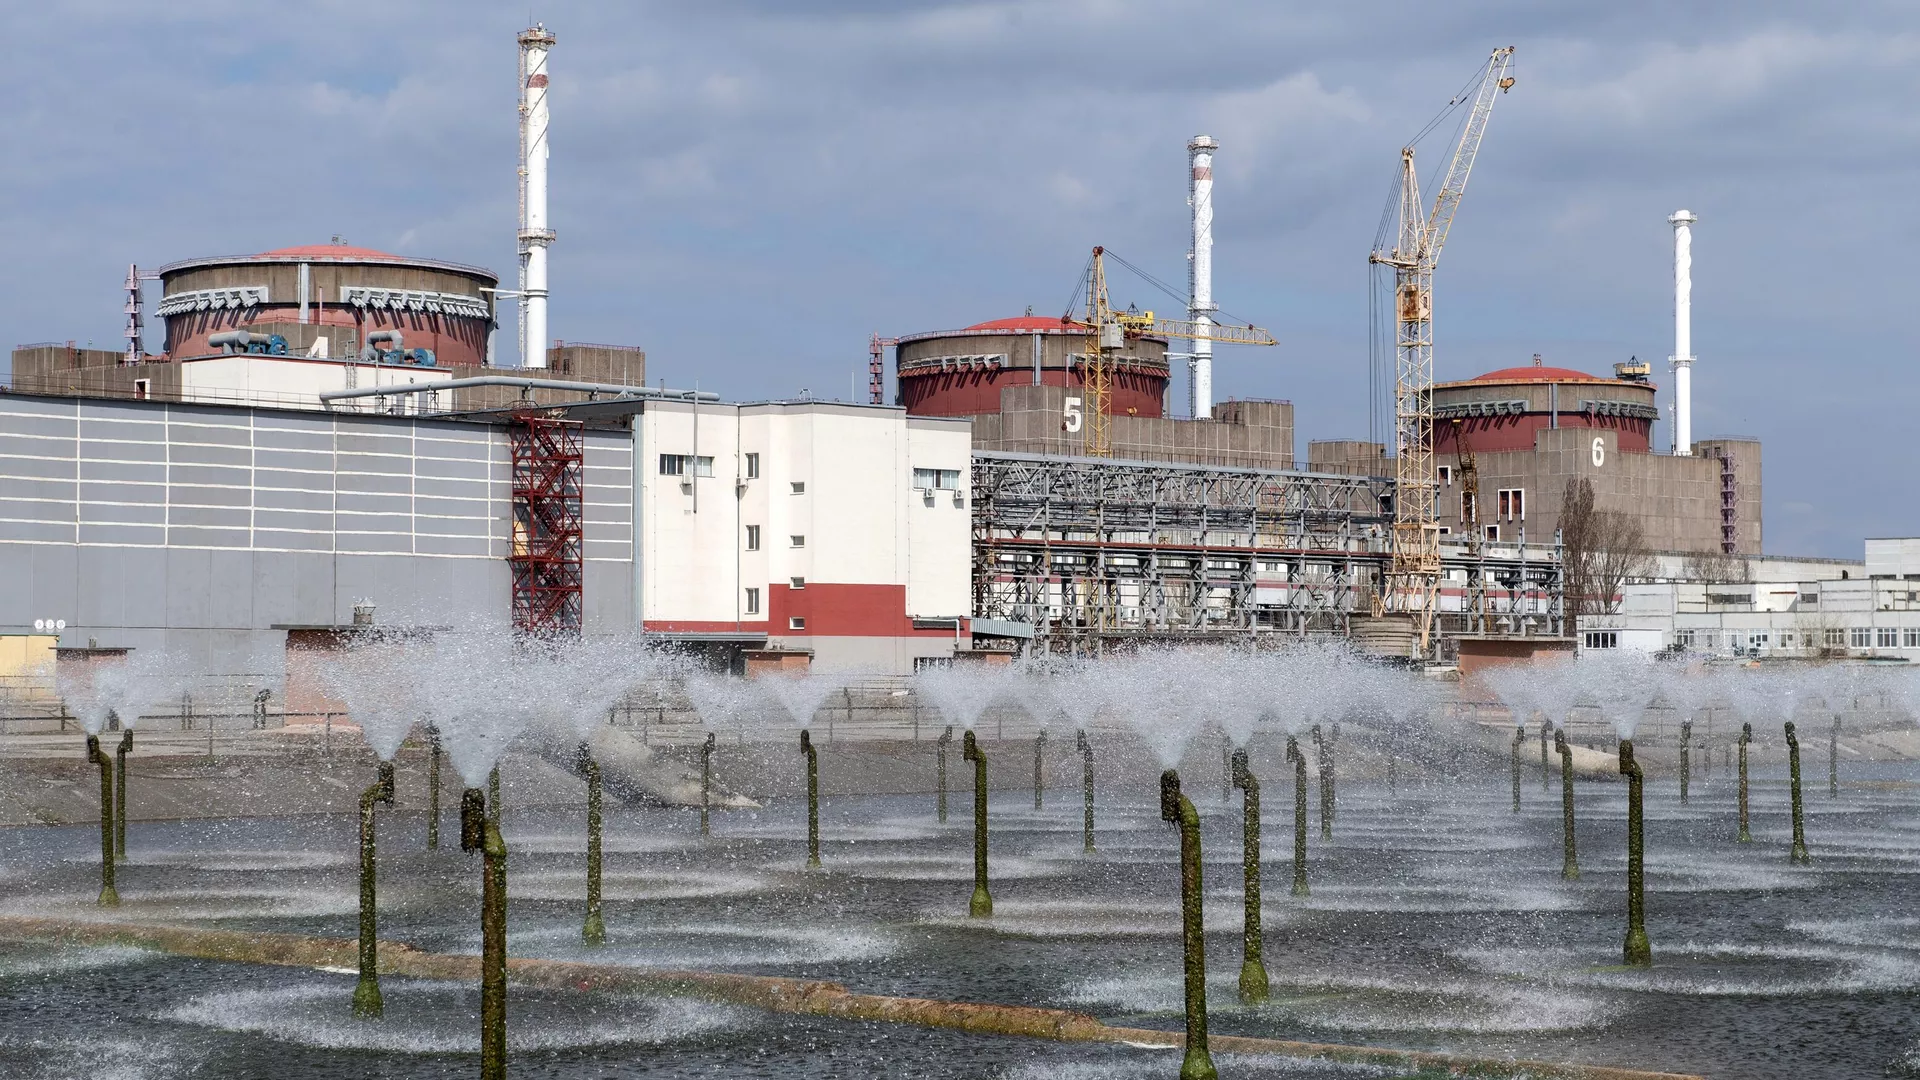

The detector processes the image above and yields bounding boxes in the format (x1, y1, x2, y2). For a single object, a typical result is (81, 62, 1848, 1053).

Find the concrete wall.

(973, 384, 1293, 470)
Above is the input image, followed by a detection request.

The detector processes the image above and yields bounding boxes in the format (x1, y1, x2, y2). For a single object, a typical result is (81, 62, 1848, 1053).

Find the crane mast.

(1369, 46, 1515, 654)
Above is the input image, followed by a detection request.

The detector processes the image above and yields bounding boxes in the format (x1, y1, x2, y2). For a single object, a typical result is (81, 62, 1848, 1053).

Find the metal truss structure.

(509, 415, 584, 637)
(971, 451, 1564, 656)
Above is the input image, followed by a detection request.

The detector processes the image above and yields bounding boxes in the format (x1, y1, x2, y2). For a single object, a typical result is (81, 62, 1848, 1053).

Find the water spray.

(1619, 739, 1651, 967)
(1678, 719, 1692, 805)
(963, 730, 992, 917)
(1511, 723, 1524, 813)
(1077, 729, 1094, 853)
(1785, 721, 1810, 864)
(1286, 735, 1308, 897)
(1229, 748, 1268, 1004)
(353, 760, 397, 1017)
(1034, 729, 1047, 810)
(85, 736, 118, 907)
(700, 731, 715, 837)
(800, 729, 821, 869)
(1159, 769, 1217, 1080)
(426, 726, 441, 850)
(580, 744, 605, 944)
(1737, 722, 1752, 843)
(114, 724, 131, 862)
(1555, 730, 1578, 880)
(936, 725, 953, 823)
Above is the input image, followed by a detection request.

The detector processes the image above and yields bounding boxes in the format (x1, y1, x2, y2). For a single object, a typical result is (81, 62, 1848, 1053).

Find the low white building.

(1579, 539, 1920, 661)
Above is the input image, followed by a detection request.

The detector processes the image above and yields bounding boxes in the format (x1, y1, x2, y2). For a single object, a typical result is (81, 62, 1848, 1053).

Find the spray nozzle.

(1077, 729, 1090, 753)
(799, 729, 813, 754)
(962, 730, 979, 762)
(703, 731, 715, 752)
(1741, 721, 1752, 743)
(86, 735, 102, 764)
(377, 761, 396, 805)
(1784, 721, 1798, 748)
(1160, 769, 1182, 824)
(938, 725, 953, 747)
(117, 729, 132, 753)
(1285, 736, 1300, 763)
(1035, 730, 1047, 748)
(460, 787, 486, 852)
(1618, 739, 1638, 777)
(1554, 729, 1567, 752)
(1231, 748, 1250, 788)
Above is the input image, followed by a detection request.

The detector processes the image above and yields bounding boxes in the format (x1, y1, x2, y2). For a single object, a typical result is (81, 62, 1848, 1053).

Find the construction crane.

(1368, 46, 1515, 653)
(1069, 246, 1277, 456)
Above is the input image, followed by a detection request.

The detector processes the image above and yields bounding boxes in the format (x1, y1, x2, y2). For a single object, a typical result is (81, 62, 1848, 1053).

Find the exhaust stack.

(1188, 136, 1217, 419)
(518, 25, 557, 369)
(1669, 210, 1696, 455)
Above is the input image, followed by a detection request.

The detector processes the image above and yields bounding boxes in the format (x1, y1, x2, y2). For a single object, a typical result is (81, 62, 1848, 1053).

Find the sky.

(2, 1, 1914, 559)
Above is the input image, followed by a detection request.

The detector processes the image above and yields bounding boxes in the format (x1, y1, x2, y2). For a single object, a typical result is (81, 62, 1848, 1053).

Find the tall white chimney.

(1669, 209, 1696, 455)
(1187, 135, 1217, 419)
(518, 25, 556, 369)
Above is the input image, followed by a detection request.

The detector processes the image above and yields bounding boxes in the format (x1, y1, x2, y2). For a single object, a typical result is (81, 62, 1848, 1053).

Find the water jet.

(799, 729, 821, 869)
(1785, 721, 1810, 864)
(1619, 739, 1651, 967)
(1229, 748, 1268, 1004)
(962, 729, 991, 917)
(1159, 769, 1217, 1080)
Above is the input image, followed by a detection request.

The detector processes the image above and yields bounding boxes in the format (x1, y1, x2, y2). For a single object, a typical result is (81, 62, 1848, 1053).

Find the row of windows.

(739, 588, 807, 631)
(657, 454, 955, 493)
(1457, 488, 1525, 525)
(740, 525, 806, 551)
(1672, 627, 1920, 650)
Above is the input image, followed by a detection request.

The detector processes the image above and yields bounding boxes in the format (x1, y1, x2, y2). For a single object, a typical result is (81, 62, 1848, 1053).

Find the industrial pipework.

(963, 731, 991, 917)
(800, 730, 821, 869)
(1669, 209, 1697, 455)
(1785, 721, 1810, 864)
(85, 736, 118, 907)
(1229, 748, 1268, 1004)
(1187, 135, 1217, 419)
(517, 24, 556, 369)
(1159, 769, 1217, 1080)
(1620, 739, 1651, 967)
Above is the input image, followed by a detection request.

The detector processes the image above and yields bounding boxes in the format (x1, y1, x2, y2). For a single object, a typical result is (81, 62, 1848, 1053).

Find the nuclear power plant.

(9, 24, 1885, 680)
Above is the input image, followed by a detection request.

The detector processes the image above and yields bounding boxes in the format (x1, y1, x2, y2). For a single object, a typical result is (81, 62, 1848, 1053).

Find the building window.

(790, 481, 806, 494)
(788, 617, 806, 631)
(1826, 628, 1846, 648)
(790, 535, 805, 548)
(1778, 631, 1797, 649)
(1750, 632, 1770, 650)
(1850, 627, 1872, 648)
(659, 454, 715, 477)
(790, 577, 806, 589)
(1877, 627, 1899, 648)
(1438, 465, 1453, 486)
(744, 587, 760, 614)
(1461, 492, 1477, 525)
(1437, 526, 1451, 536)
(1485, 524, 1500, 542)
(913, 467, 961, 491)
(134, 378, 151, 400)
(745, 453, 760, 479)
(1905, 628, 1920, 648)
(1674, 629, 1696, 649)
(745, 525, 760, 551)
(1583, 630, 1619, 649)
(1497, 488, 1525, 521)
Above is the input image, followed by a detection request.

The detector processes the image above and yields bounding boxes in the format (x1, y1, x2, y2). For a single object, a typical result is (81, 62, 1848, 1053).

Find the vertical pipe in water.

(426, 726, 441, 851)
(114, 727, 132, 862)
(480, 816, 508, 1080)
(353, 762, 394, 1017)
(1555, 730, 1578, 880)
(1160, 770, 1218, 1080)
(963, 730, 992, 917)
(1312, 724, 1332, 839)
(800, 730, 821, 868)
(1034, 730, 1047, 810)
(1539, 719, 1552, 791)
(1230, 749, 1267, 1004)
(581, 746, 605, 944)
(86, 737, 118, 907)
(936, 726, 953, 823)
(1679, 719, 1692, 805)
(1511, 724, 1524, 812)
(1078, 730, 1095, 854)
(1829, 716, 1840, 799)
(1620, 739, 1651, 967)
(1785, 721, 1810, 864)
(1737, 723, 1752, 843)
(700, 731, 715, 837)
(1286, 736, 1308, 897)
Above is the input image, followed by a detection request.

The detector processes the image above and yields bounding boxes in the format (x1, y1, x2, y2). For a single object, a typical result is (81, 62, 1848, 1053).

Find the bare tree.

(1682, 548, 1749, 584)
(1559, 477, 1653, 619)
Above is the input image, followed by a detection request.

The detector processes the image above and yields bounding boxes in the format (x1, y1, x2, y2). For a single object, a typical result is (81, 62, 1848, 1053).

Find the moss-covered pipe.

(1827, 718, 1843, 795)
(1159, 769, 1218, 1080)
(1221, 743, 1233, 804)
(1785, 721, 1810, 864)
(461, 787, 486, 853)
(353, 769, 387, 1018)
(1619, 739, 1651, 968)
(1034, 730, 1048, 810)
(1511, 724, 1524, 813)
(1230, 748, 1268, 1004)
(1539, 719, 1552, 792)
(1077, 730, 1094, 854)
(1312, 724, 1332, 839)
(1386, 754, 1397, 795)
(1678, 720, 1692, 805)
(700, 731, 715, 837)
(580, 745, 605, 945)
(963, 730, 992, 917)
(114, 726, 131, 862)
(1286, 736, 1308, 897)
(426, 726, 441, 851)
(480, 809, 508, 1080)
(488, 767, 502, 826)
(1737, 722, 1752, 843)
(936, 725, 953, 824)
(1555, 730, 1578, 880)
(85, 736, 118, 907)
(799, 729, 821, 869)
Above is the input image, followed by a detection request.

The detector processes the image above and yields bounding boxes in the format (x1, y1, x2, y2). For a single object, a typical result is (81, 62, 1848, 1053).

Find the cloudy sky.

(3, 2, 1913, 558)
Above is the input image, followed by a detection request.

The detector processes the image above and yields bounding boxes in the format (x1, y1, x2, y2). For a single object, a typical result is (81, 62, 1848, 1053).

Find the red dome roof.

(1467, 365, 1607, 384)
(257, 244, 407, 261)
(963, 316, 1083, 332)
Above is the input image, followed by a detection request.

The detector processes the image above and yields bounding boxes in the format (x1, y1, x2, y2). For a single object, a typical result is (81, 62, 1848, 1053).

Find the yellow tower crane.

(1069, 246, 1277, 457)
(1367, 46, 1515, 653)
